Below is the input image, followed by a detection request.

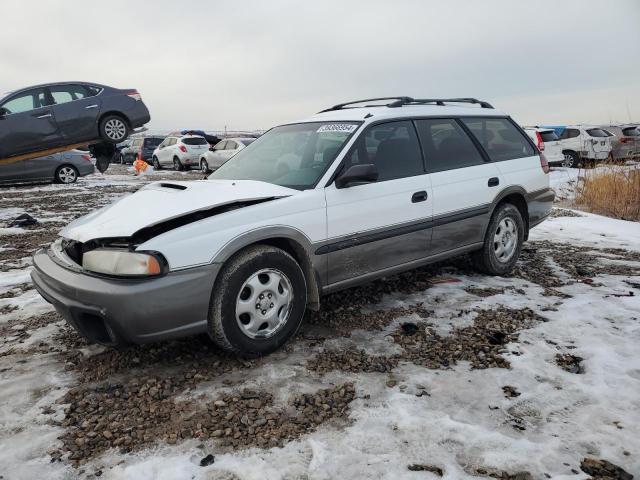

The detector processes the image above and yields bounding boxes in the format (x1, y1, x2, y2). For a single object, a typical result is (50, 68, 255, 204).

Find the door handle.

(488, 177, 499, 187)
(85, 104, 98, 109)
(411, 190, 428, 203)
(36, 113, 52, 119)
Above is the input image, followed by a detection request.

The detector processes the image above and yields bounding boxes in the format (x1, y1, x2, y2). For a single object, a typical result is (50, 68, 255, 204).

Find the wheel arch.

(212, 227, 322, 311)
(489, 186, 530, 240)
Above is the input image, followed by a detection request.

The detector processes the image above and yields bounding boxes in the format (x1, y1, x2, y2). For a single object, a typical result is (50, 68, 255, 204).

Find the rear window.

(622, 127, 640, 137)
(182, 137, 208, 145)
(586, 128, 609, 138)
(144, 138, 163, 147)
(462, 118, 535, 162)
(539, 131, 559, 142)
(240, 139, 255, 146)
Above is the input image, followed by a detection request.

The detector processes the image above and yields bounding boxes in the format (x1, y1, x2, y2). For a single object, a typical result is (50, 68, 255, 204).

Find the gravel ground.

(0, 169, 639, 479)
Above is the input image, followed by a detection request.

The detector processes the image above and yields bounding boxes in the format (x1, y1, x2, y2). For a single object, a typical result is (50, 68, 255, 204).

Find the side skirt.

(320, 242, 484, 296)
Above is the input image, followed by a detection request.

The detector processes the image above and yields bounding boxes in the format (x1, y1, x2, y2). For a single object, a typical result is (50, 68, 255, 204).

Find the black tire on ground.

(54, 165, 79, 184)
(200, 159, 209, 172)
(471, 203, 524, 276)
(99, 115, 129, 143)
(208, 245, 307, 357)
(562, 151, 580, 168)
(173, 157, 183, 171)
(152, 156, 162, 170)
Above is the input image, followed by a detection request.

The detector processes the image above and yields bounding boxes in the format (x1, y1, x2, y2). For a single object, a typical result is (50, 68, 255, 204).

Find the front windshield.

(209, 122, 360, 190)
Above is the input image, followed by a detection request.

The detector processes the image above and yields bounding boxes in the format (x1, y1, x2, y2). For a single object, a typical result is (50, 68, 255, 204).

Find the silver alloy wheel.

(57, 166, 77, 184)
(562, 154, 574, 168)
(201, 159, 209, 172)
(493, 217, 518, 263)
(235, 268, 293, 339)
(104, 118, 126, 141)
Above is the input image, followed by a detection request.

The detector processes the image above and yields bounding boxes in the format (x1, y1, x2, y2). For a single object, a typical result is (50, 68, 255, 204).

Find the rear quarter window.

(461, 118, 535, 162)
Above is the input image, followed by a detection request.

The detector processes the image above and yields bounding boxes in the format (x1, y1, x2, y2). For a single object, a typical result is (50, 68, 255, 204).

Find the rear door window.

(49, 84, 88, 104)
(586, 128, 609, 138)
(415, 118, 485, 172)
(462, 118, 535, 162)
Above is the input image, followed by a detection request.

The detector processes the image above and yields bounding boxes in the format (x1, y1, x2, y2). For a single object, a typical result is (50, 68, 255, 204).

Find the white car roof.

(297, 103, 507, 124)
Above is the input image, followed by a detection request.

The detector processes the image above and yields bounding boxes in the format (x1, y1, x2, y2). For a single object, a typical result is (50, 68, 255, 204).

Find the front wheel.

(152, 156, 162, 170)
(208, 245, 307, 356)
(472, 203, 524, 275)
(99, 115, 129, 143)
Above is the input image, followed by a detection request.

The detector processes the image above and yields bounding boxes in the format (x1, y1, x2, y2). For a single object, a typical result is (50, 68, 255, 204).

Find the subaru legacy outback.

(31, 97, 554, 356)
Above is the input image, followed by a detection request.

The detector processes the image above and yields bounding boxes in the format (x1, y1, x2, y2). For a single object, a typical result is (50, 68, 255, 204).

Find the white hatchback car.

(151, 134, 210, 171)
(199, 137, 256, 172)
(524, 127, 565, 166)
(32, 97, 554, 356)
(556, 125, 613, 167)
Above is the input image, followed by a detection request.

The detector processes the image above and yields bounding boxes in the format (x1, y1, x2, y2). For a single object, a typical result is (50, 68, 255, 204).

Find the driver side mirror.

(335, 163, 379, 189)
(0, 107, 8, 118)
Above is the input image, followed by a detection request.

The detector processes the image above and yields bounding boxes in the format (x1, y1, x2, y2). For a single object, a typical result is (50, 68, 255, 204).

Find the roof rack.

(319, 96, 493, 113)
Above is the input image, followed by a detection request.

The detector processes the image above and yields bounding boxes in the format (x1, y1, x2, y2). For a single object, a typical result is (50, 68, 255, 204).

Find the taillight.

(539, 152, 550, 174)
(126, 89, 142, 101)
(620, 137, 630, 144)
(179, 145, 187, 153)
(81, 155, 91, 162)
(535, 131, 545, 151)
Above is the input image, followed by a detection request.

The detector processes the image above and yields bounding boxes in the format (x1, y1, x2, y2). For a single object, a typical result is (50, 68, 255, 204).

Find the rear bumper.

(125, 101, 151, 129)
(31, 248, 219, 345)
(526, 187, 555, 228)
(77, 162, 95, 176)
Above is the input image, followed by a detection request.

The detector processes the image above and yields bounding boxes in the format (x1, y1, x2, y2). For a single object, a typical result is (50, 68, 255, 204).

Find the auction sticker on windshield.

(317, 124, 358, 134)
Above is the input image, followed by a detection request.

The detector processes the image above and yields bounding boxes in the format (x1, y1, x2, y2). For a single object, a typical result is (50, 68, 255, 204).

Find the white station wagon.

(32, 97, 554, 356)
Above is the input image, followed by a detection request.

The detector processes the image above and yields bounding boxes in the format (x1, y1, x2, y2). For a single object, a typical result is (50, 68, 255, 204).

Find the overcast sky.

(1, 0, 639, 131)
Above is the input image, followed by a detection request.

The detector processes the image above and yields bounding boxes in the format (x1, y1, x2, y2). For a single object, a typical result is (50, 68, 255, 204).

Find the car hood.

(61, 179, 298, 243)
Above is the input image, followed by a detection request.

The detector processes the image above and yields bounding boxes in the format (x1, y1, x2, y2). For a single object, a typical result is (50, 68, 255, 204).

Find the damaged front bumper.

(31, 246, 220, 345)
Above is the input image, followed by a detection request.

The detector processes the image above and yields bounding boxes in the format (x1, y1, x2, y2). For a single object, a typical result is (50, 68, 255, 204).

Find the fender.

(212, 225, 324, 310)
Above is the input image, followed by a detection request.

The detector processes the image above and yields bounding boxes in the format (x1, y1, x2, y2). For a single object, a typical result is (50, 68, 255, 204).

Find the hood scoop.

(158, 183, 187, 190)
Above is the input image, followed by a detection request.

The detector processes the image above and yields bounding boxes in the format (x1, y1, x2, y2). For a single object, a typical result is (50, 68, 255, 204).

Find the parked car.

(524, 127, 565, 166)
(199, 137, 256, 172)
(0, 149, 94, 184)
(151, 134, 209, 170)
(0, 82, 150, 160)
(601, 125, 640, 161)
(555, 125, 613, 167)
(31, 96, 553, 355)
(119, 136, 165, 164)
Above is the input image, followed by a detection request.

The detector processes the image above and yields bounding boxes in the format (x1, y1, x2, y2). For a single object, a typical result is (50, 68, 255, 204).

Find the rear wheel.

(173, 157, 183, 171)
(472, 203, 524, 275)
(200, 158, 209, 172)
(99, 115, 129, 143)
(208, 245, 307, 356)
(55, 165, 78, 184)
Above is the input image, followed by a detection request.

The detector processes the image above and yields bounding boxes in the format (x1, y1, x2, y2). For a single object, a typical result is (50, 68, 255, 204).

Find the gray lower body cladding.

(31, 248, 220, 345)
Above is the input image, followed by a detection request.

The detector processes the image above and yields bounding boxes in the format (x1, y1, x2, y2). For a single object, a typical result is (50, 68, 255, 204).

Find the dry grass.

(575, 164, 640, 221)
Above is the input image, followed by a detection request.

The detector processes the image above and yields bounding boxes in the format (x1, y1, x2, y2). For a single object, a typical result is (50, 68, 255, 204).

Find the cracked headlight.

(82, 249, 165, 277)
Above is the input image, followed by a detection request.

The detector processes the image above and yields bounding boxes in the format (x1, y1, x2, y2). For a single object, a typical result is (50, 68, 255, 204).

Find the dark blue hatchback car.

(0, 82, 150, 159)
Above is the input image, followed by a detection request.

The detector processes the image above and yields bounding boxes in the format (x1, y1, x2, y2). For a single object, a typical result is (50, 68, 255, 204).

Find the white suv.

(151, 134, 210, 171)
(199, 137, 256, 172)
(556, 125, 613, 167)
(524, 127, 565, 166)
(32, 97, 554, 356)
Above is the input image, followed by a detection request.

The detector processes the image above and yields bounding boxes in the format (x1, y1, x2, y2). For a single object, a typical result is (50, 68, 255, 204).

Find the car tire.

(472, 203, 524, 276)
(562, 151, 579, 168)
(152, 156, 162, 170)
(119, 154, 125, 165)
(200, 158, 209, 173)
(173, 157, 183, 171)
(208, 245, 307, 357)
(99, 115, 129, 144)
(54, 165, 79, 184)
